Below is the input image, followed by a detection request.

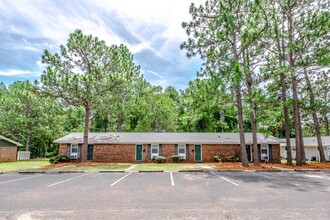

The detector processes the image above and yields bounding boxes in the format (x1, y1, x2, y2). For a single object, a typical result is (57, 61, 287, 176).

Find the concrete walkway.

(125, 164, 140, 171)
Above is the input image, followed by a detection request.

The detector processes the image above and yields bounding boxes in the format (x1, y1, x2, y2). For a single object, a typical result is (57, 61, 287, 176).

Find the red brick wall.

(199, 144, 241, 162)
(0, 147, 17, 162)
(57, 143, 281, 163)
(94, 144, 136, 162)
(59, 144, 67, 155)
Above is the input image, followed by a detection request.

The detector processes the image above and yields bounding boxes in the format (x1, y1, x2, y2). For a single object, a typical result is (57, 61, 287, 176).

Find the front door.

(136, 144, 143, 161)
(194, 145, 202, 162)
(87, 144, 93, 161)
(246, 145, 252, 162)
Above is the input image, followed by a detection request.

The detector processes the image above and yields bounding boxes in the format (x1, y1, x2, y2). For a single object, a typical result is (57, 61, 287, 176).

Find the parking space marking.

(210, 171, 239, 187)
(111, 172, 132, 187)
(170, 171, 174, 186)
(47, 173, 92, 187)
(0, 175, 42, 185)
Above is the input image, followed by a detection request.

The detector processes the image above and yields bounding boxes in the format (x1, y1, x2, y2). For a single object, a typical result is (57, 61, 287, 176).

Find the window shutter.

(148, 144, 151, 159)
(175, 144, 178, 155)
(258, 144, 261, 160)
(186, 144, 189, 160)
(159, 144, 162, 156)
(78, 144, 82, 159)
(269, 144, 273, 160)
(66, 144, 71, 158)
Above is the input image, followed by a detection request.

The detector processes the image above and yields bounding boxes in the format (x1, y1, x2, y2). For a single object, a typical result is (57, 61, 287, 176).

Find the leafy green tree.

(0, 81, 62, 156)
(181, 0, 267, 166)
(41, 30, 134, 161)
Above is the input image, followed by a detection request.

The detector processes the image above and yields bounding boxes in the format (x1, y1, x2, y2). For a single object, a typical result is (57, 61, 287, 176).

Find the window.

(260, 144, 268, 160)
(178, 144, 186, 159)
(151, 144, 159, 159)
(70, 144, 79, 159)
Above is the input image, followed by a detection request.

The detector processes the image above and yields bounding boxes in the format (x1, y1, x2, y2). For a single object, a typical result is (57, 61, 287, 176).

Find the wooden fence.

(17, 151, 30, 161)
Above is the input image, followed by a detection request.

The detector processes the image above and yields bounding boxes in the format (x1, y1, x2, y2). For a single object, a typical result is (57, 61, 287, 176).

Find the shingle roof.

(54, 132, 282, 145)
(281, 136, 330, 147)
(0, 135, 23, 146)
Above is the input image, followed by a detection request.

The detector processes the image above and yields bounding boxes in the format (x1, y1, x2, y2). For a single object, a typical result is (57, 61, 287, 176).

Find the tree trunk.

(288, 3, 302, 166)
(117, 112, 123, 132)
(303, 68, 326, 162)
(236, 83, 249, 167)
(81, 102, 91, 162)
(26, 135, 31, 152)
(280, 73, 293, 165)
(246, 72, 259, 165)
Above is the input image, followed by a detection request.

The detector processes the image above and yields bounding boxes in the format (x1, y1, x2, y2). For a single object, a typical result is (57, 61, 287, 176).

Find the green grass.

(131, 163, 216, 171)
(56, 164, 131, 172)
(0, 160, 51, 172)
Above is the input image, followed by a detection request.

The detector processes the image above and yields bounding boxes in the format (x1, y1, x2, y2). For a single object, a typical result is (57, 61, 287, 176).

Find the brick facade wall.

(58, 143, 281, 163)
(0, 147, 17, 162)
(94, 144, 136, 162)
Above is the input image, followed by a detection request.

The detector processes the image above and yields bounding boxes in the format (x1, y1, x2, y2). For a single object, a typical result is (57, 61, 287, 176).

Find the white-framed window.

(151, 144, 159, 159)
(260, 144, 269, 160)
(70, 144, 79, 159)
(178, 144, 186, 159)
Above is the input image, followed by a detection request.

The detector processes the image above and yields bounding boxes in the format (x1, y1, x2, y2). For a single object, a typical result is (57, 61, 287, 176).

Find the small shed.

(0, 135, 22, 162)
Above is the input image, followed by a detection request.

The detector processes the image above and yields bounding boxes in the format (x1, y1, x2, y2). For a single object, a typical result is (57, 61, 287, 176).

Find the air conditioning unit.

(179, 156, 185, 159)
(151, 155, 157, 159)
(261, 156, 268, 160)
(70, 154, 77, 159)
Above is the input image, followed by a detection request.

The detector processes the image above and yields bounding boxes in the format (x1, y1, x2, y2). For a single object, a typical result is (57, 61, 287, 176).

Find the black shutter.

(186, 144, 189, 160)
(258, 144, 261, 160)
(175, 144, 178, 155)
(269, 144, 273, 160)
(78, 144, 82, 159)
(66, 144, 70, 158)
(148, 144, 151, 159)
(159, 144, 162, 156)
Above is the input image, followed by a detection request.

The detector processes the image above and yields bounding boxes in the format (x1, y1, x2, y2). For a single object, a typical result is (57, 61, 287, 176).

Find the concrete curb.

(99, 170, 125, 173)
(139, 170, 164, 173)
(18, 171, 45, 174)
(178, 170, 204, 172)
(255, 169, 282, 172)
(58, 171, 85, 173)
(217, 170, 244, 172)
(294, 169, 321, 172)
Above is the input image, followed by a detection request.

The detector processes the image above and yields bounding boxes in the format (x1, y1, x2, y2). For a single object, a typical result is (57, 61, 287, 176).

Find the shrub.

(172, 155, 180, 163)
(49, 154, 68, 164)
(213, 156, 220, 162)
(154, 156, 166, 163)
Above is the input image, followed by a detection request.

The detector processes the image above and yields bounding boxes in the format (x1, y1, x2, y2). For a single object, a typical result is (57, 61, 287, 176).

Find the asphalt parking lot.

(1, 171, 330, 220)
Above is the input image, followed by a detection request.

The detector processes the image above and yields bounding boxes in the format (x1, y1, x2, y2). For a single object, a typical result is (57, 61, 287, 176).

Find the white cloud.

(0, 69, 41, 76)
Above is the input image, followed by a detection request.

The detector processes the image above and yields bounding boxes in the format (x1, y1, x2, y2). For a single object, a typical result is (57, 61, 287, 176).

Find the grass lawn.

(0, 160, 50, 173)
(56, 163, 131, 172)
(131, 163, 216, 171)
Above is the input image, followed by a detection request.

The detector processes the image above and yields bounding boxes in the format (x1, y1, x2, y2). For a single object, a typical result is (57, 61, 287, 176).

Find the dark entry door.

(87, 144, 94, 161)
(194, 145, 202, 162)
(136, 144, 143, 161)
(246, 145, 252, 162)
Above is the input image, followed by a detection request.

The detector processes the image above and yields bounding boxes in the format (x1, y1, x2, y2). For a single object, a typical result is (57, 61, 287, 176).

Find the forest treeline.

(0, 0, 329, 166)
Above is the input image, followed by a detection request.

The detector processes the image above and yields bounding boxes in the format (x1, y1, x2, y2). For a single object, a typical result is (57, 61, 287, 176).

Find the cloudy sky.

(0, 0, 204, 90)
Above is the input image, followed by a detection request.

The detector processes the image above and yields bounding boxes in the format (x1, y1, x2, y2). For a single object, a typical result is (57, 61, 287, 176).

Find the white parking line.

(111, 172, 132, 187)
(0, 175, 42, 185)
(210, 171, 239, 187)
(47, 173, 92, 187)
(170, 171, 174, 186)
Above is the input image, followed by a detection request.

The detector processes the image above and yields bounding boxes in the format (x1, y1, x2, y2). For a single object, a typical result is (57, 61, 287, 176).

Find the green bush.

(213, 156, 220, 162)
(49, 154, 68, 164)
(154, 156, 166, 163)
(172, 155, 180, 163)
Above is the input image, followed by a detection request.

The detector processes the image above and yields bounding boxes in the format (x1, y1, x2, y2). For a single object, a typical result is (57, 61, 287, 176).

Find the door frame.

(194, 144, 202, 162)
(135, 144, 143, 161)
